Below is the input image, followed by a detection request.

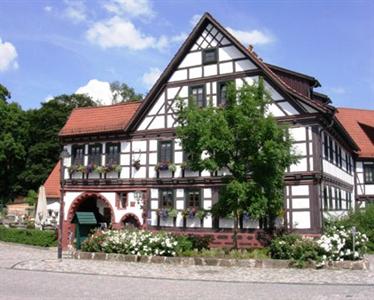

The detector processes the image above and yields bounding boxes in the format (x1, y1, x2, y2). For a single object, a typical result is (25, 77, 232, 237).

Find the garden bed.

(72, 250, 369, 270)
(0, 225, 57, 247)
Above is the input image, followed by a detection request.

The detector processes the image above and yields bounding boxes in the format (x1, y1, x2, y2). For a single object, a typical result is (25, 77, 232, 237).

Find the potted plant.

(168, 163, 176, 173)
(158, 208, 169, 221)
(132, 159, 141, 170)
(68, 164, 79, 178)
(168, 208, 178, 218)
(196, 209, 206, 220)
(155, 161, 170, 171)
(188, 207, 197, 219)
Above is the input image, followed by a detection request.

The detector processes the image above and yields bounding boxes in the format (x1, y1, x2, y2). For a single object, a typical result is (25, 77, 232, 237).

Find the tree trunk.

(232, 210, 239, 249)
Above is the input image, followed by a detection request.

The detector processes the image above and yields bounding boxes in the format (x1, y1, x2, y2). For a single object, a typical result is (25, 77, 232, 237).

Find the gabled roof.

(266, 63, 321, 88)
(44, 162, 60, 199)
(59, 101, 141, 137)
(336, 108, 374, 158)
(126, 12, 333, 132)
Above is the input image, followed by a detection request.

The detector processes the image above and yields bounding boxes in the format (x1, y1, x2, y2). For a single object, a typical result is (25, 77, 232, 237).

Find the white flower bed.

(82, 229, 178, 257)
(318, 226, 368, 262)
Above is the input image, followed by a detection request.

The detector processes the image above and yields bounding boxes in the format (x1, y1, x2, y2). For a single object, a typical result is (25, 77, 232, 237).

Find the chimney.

(247, 45, 253, 52)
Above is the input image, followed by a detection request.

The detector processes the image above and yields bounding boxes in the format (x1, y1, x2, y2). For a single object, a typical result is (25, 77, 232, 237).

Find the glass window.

(202, 48, 218, 64)
(190, 85, 205, 107)
(338, 190, 342, 210)
(88, 144, 102, 165)
(72, 145, 84, 165)
(160, 190, 174, 209)
(217, 81, 233, 106)
(158, 141, 173, 163)
(323, 186, 328, 210)
(119, 192, 127, 208)
(186, 189, 201, 208)
(328, 186, 333, 209)
(335, 142, 339, 165)
(364, 163, 374, 183)
(323, 134, 329, 159)
(106, 143, 120, 165)
(329, 137, 334, 162)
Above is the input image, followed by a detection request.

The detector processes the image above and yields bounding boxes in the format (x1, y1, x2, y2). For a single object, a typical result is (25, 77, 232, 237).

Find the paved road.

(1, 242, 374, 299)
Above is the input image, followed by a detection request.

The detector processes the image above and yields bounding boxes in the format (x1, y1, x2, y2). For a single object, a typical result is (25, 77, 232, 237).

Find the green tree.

(176, 80, 297, 248)
(25, 189, 38, 206)
(18, 94, 96, 194)
(0, 84, 11, 103)
(0, 100, 28, 204)
(110, 81, 143, 103)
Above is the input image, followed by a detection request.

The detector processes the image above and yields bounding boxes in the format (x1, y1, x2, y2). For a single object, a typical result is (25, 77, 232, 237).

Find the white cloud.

(44, 6, 53, 12)
(0, 38, 18, 72)
(142, 67, 161, 88)
(76, 79, 114, 105)
(190, 14, 202, 27)
(103, 0, 154, 19)
(64, 0, 87, 24)
(226, 27, 274, 46)
(43, 95, 54, 102)
(86, 16, 171, 50)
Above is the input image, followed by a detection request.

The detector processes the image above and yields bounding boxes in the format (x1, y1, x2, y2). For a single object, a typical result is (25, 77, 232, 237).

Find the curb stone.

(71, 251, 370, 270)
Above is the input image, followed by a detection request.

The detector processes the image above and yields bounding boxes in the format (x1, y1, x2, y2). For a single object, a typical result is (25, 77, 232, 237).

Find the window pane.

(190, 86, 205, 107)
(72, 145, 84, 165)
(203, 48, 217, 64)
(161, 190, 173, 208)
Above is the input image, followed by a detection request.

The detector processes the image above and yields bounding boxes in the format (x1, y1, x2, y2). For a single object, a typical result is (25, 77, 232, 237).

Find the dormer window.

(202, 48, 218, 65)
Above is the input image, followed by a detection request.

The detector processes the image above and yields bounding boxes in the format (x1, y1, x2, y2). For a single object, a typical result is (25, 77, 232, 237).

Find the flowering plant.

(168, 163, 177, 172)
(168, 208, 178, 218)
(157, 208, 169, 220)
(105, 163, 122, 173)
(82, 229, 178, 257)
(318, 225, 368, 261)
(155, 161, 170, 171)
(196, 209, 207, 220)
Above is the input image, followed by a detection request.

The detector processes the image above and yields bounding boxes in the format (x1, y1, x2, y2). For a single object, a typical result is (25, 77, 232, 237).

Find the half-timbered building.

(55, 13, 367, 248)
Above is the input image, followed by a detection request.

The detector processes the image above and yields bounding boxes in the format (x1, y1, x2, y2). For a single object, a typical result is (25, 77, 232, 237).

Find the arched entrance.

(68, 192, 115, 227)
(121, 213, 141, 229)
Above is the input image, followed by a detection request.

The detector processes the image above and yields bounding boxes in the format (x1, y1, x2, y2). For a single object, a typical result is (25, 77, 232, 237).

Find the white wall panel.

(169, 69, 188, 82)
(204, 65, 217, 77)
(189, 67, 202, 79)
(292, 211, 311, 229)
(179, 52, 202, 68)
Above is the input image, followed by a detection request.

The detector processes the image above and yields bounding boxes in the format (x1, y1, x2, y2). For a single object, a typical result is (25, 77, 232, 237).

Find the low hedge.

(0, 225, 57, 247)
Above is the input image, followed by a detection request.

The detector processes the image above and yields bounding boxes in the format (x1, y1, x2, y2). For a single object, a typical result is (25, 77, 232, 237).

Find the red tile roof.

(59, 101, 141, 137)
(44, 162, 60, 199)
(336, 108, 374, 158)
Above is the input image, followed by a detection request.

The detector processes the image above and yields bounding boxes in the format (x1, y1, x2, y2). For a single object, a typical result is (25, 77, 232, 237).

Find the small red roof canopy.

(59, 101, 141, 137)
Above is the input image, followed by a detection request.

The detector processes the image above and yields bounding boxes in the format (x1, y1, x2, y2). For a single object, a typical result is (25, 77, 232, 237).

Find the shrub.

(174, 235, 194, 255)
(81, 229, 178, 256)
(0, 225, 57, 247)
(318, 225, 368, 261)
(186, 234, 212, 251)
(269, 234, 300, 259)
(325, 205, 374, 252)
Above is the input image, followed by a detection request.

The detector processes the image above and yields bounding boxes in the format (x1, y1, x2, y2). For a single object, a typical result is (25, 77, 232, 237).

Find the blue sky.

(0, 0, 373, 109)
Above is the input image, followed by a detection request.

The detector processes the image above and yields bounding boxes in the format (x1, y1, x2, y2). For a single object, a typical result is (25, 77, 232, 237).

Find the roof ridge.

(338, 107, 374, 112)
(72, 100, 142, 111)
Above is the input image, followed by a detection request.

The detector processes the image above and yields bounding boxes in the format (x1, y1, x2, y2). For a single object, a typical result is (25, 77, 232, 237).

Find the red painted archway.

(67, 192, 115, 224)
(120, 213, 142, 229)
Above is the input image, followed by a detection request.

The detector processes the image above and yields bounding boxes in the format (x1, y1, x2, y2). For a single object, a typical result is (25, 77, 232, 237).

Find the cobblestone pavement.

(1, 242, 374, 286)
